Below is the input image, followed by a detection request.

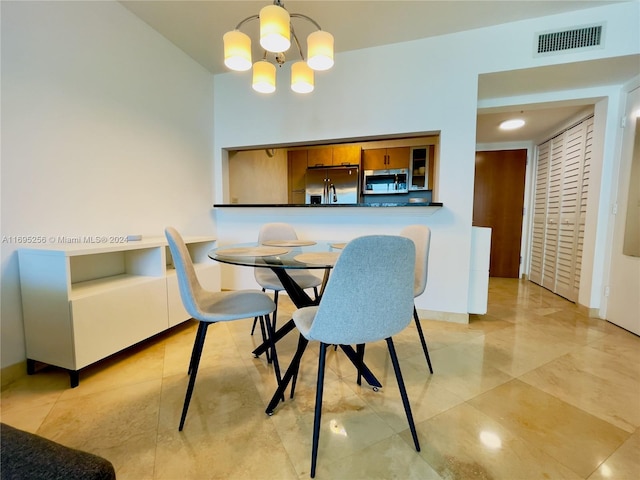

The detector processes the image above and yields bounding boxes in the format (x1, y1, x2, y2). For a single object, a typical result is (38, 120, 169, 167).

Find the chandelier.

(223, 0, 334, 94)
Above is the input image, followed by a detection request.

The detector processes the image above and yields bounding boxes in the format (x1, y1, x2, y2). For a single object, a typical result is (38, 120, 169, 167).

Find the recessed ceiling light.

(499, 119, 525, 130)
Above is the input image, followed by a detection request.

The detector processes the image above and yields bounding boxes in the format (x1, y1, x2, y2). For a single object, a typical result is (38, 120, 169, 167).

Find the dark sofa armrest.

(1, 423, 116, 480)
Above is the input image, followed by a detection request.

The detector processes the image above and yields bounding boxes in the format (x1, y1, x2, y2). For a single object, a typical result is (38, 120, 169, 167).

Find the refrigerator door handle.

(330, 184, 337, 202)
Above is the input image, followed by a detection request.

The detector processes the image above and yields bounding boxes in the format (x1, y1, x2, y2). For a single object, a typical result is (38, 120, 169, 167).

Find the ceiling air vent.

(535, 24, 604, 56)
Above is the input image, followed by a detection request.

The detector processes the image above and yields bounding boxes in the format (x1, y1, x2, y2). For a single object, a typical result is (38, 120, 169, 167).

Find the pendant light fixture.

(223, 0, 334, 94)
(252, 60, 277, 93)
(291, 61, 314, 93)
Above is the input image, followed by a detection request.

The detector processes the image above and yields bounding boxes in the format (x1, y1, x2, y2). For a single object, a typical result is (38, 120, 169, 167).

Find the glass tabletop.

(208, 241, 345, 269)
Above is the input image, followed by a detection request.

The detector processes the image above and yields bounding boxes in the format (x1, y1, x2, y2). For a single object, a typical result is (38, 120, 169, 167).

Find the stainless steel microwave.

(362, 168, 409, 195)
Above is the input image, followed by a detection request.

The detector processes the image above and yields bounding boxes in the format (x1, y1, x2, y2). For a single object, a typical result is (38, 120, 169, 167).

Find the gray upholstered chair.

(251, 223, 321, 343)
(400, 224, 434, 373)
(270, 235, 421, 478)
(165, 227, 276, 431)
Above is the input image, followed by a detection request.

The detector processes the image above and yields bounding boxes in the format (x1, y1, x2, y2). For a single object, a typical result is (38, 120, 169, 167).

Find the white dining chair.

(165, 227, 277, 431)
(251, 223, 322, 349)
(268, 235, 421, 478)
(400, 224, 434, 374)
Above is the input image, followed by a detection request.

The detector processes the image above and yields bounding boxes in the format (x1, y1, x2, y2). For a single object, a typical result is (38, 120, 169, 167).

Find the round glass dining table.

(209, 241, 343, 356)
(208, 240, 383, 413)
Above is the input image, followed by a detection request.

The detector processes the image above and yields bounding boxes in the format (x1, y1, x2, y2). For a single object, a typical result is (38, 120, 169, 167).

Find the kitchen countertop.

(213, 202, 443, 208)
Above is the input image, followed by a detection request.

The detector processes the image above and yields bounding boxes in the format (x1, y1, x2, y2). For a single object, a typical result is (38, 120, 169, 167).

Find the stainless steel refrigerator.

(305, 166, 359, 205)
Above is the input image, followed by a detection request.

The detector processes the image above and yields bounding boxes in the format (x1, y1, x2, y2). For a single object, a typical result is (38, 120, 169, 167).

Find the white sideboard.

(468, 226, 491, 314)
(18, 236, 219, 387)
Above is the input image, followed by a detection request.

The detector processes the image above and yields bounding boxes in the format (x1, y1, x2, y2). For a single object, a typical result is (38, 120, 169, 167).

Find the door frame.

(602, 81, 640, 334)
(475, 143, 535, 278)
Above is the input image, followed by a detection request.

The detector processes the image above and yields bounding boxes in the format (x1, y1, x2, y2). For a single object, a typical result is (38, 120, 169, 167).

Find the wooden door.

(473, 150, 527, 278)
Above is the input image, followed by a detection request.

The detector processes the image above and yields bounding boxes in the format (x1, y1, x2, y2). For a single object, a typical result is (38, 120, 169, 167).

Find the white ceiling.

(120, 0, 639, 144)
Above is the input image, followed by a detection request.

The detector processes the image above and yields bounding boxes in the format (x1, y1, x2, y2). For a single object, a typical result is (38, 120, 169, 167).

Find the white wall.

(212, 3, 639, 317)
(0, 1, 215, 370)
(602, 77, 640, 332)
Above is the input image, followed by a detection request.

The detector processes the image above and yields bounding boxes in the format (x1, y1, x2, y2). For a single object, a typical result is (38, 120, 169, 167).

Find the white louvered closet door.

(529, 141, 550, 284)
(530, 115, 592, 302)
(573, 118, 594, 297)
(542, 134, 564, 291)
(555, 121, 588, 301)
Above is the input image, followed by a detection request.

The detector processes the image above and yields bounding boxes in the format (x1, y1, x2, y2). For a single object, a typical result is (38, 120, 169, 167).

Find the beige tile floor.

(2, 278, 639, 479)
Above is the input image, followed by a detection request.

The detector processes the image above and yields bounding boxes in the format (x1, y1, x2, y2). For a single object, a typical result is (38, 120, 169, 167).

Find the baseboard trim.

(588, 307, 600, 318)
(1, 361, 27, 390)
(416, 308, 469, 324)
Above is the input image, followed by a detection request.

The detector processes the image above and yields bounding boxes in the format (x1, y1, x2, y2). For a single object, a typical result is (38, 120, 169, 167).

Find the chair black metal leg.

(254, 290, 280, 365)
(180, 322, 210, 431)
(272, 290, 279, 326)
(356, 344, 365, 386)
(290, 366, 298, 399)
(188, 321, 208, 375)
(266, 334, 309, 415)
(263, 314, 282, 389)
(252, 319, 296, 357)
(257, 315, 271, 363)
(251, 288, 268, 335)
(413, 306, 433, 374)
(310, 343, 328, 478)
(386, 337, 420, 452)
(339, 345, 382, 389)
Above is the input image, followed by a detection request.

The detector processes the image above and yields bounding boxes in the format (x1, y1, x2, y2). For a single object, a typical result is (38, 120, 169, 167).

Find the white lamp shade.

(223, 30, 252, 71)
(252, 61, 276, 93)
(291, 61, 314, 93)
(307, 30, 334, 71)
(260, 5, 290, 53)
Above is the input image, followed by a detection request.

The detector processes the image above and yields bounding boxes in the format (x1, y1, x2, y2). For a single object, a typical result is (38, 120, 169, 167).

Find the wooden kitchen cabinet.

(362, 147, 410, 170)
(332, 145, 361, 166)
(307, 147, 333, 167)
(288, 149, 308, 204)
(307, 145, 361, 167)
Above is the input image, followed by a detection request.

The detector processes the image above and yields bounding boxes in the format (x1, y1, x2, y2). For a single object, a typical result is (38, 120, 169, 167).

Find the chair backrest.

(255, 223, 299, 284)
(257, 222, 299, 243)
(400, 225, 431, 297)
(165, 227, 205, 319)
(306, 235, 415, 345)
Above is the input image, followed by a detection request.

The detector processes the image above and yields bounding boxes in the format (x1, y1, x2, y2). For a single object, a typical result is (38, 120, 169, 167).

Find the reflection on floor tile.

(588, 428, 640, 480)
(409, 402, 582, 480)
(469, 379, 628, 477)
(2, 278, 639, 479)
